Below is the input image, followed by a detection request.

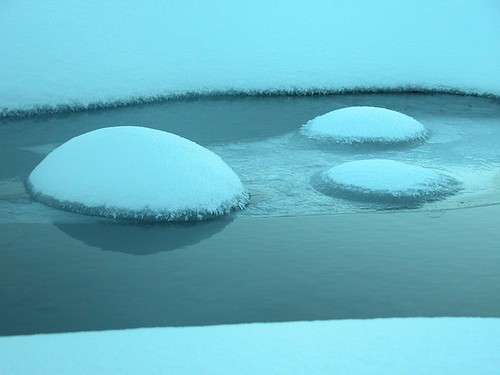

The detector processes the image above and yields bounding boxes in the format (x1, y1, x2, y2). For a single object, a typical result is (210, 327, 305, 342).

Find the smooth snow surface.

(1, 318, 499, 374)
(301, 106, 427, 144)
(319, 159, 460, 203)
(1, 1, 500, 116)
(27, 127, 248, 221)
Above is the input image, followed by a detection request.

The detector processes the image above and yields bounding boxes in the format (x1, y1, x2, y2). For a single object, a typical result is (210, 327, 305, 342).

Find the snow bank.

(319, 159, 460, 203)
(301, 106, 427, 144)
(27, 126, 248, 221)
(1, 0, 500, 116)
(1, 318, 499, 374)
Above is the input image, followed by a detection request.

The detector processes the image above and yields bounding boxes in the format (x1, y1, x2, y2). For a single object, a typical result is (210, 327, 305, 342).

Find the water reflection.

(55, 217, 233, 255)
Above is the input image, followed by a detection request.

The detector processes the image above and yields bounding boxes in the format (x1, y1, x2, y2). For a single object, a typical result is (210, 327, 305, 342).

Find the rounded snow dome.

(27, 126, 249, 222)
(317, 159, 460, 203)
(301, 106, 427, 144)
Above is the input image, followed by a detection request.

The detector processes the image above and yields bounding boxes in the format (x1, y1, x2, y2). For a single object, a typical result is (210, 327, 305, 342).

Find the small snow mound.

(301, 106, 427, 144)
(317, 159, 460, 203)
(27, 126, 248, 222)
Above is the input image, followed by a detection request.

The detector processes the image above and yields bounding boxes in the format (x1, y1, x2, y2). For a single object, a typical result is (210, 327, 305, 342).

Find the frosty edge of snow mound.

(27, 126, 249, 222)
(301, 106, 428, 144)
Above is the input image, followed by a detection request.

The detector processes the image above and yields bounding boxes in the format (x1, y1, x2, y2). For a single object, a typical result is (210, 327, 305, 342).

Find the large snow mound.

(1, 318, 499, 374)
(301, 106, 427, 144)
(1, 1, 500, 116)
(27, 126, 248, 222)
(318, 159, 460, 203)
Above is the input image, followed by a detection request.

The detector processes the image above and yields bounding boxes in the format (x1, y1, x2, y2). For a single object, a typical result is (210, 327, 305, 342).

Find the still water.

(1, 94, 500, 335)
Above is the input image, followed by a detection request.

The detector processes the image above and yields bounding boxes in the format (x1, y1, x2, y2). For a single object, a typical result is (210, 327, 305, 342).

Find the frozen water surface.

(1, 93, 500, 222)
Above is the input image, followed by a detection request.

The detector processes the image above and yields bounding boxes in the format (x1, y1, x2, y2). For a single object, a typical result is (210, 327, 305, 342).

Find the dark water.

(2, 206, 500, 336)
(1, 94, 500, 336)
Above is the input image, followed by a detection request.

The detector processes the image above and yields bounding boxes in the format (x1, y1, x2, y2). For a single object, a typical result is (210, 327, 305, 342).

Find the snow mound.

(317, 159, 460, 203)
(301, 106, 427, 144)
(27, 126, 248, 222)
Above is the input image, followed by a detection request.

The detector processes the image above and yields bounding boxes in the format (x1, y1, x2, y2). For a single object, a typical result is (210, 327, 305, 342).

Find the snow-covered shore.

(2, 0, 500, 117)
(1, 318, 499, 374)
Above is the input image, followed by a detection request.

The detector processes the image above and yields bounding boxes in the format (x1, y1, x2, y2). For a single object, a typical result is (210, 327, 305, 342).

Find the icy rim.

(301, 131, 429, 146)
(25, 181, 250, 223)
(2, 87, 500, 120)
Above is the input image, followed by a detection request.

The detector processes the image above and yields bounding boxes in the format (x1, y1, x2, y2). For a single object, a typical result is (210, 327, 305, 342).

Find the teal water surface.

(1, 93, 500, 335)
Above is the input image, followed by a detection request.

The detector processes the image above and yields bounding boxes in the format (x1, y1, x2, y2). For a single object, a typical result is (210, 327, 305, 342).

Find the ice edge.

(2, 86, 500, 120)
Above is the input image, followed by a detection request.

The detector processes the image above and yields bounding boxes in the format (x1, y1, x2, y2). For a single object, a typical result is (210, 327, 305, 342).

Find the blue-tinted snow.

(1, 318, 499, 374)
(1, 0, 500, 116)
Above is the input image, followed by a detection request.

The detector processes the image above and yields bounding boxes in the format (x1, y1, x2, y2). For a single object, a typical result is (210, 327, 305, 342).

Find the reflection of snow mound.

(55, 218, 232, 255)
(28, 126, 248, 222)
(317, 159, 460, 203)
(301, 106, 427, 144)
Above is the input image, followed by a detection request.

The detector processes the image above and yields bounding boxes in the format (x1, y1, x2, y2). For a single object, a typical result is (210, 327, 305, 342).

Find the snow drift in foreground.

(1, 0, 500, 116)
(318, 159, 460, 203)
(301, 106, 427, 144)
(28, 126, 248, 222)
(1, 318, 499, 374)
